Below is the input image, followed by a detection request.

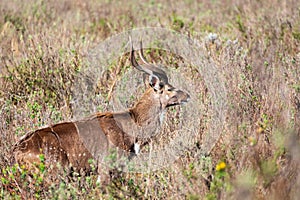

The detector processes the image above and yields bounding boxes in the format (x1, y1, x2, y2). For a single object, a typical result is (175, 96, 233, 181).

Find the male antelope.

(13, 39, 190, 175)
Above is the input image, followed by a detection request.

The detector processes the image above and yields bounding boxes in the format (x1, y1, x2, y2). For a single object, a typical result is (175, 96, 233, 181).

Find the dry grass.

(0, 0, 300, 199)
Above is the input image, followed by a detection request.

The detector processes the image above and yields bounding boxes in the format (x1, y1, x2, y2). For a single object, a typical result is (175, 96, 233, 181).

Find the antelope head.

(129, 39, 190, 127)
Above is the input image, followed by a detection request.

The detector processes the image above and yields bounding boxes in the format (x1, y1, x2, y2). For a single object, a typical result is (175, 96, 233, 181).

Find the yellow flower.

(248, 136, 257, 146)
(216, 161, 226, 171)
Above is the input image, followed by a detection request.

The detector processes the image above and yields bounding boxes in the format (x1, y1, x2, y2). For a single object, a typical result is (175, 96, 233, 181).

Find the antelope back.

(13, 122, 93, 171)
(13, 113, 137, 172)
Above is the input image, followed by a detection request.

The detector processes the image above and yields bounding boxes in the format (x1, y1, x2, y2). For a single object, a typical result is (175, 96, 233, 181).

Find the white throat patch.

(159, 110, 166, 124)
(134, 143, 140, 155)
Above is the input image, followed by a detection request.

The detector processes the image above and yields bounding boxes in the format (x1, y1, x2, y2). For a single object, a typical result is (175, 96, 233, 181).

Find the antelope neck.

(129, 88, 162, 127)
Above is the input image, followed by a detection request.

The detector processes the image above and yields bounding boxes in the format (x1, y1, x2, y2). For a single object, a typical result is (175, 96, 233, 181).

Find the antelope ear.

(142, 74, 163, 91)
(149, 75, 162, 91)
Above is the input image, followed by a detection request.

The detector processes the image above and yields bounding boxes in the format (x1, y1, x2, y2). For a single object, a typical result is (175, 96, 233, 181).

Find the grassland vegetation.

(0, 0, 299, 199)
